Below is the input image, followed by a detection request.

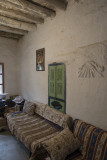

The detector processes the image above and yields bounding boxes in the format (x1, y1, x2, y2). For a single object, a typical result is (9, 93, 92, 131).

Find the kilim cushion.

(73, 119, 107, 160)
(23, 100, 35, 115)
(41, 127, 81, 160)
(34, 101, 47, 117)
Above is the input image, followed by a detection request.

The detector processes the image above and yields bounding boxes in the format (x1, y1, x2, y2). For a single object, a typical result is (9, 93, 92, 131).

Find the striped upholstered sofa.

(40, 119, 107, 160)
(72, 119, 107, 160)
(6, 101, 107, 160)
(6, 101, 72, 159)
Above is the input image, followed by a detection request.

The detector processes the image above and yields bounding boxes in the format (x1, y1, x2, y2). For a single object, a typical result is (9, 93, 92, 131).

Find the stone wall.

(17, 0, 107, 130)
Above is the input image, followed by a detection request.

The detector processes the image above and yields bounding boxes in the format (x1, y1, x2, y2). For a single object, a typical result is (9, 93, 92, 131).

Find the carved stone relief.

(78, 61, 105, 78)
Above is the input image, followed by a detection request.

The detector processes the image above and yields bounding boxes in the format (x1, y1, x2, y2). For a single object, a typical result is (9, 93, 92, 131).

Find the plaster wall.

(0, 37, 18, 96)
(17, 0, 107, 130)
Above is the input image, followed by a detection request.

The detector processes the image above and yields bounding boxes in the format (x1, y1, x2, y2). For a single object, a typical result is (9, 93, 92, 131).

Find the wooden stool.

(0, 117, 7, 131)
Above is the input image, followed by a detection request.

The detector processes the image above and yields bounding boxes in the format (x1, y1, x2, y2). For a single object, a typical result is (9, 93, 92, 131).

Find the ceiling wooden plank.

(0, 5, 44, 24)
(0, 30, 23, 40)
(31, 0, 67, 10)
(0, 15, 37, 31)
(0, 0, 56, 18)
(0, 25, 28, 35)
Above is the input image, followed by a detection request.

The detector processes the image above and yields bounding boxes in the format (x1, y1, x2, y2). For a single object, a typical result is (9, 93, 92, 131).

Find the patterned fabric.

(66, 151, 82, 160)
(43, 105, 73, 129)
(73, 119, 107, 160)
(7, 112, 26, 134)
(7, 112, 60, 155)
(41, 127, 81, 160)
(45, 154, 82, 160)
(34, 101, 47, 117)
(31, 146, 82, 160)
(23, 100, 35, 115)
(29, 146, 50, 160)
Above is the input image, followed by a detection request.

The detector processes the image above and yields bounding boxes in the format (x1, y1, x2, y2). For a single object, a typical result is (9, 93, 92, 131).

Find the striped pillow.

(73, 119, 107, 160)
(23, 100, 35, 115)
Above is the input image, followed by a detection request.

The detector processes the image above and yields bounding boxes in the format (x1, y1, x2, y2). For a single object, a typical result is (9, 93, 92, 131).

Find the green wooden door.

(48, 63, 66, 113)
(49, 65, 56, 97)
(55, 65, 65, 100)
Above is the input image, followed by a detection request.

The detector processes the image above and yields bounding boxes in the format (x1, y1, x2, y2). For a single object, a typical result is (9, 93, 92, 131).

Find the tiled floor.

(0, 131, 29, 160)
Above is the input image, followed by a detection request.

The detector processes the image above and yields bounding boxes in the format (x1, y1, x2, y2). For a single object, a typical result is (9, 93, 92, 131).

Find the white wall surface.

(17, 0, 107, 130)
(0, 37, 18, 96)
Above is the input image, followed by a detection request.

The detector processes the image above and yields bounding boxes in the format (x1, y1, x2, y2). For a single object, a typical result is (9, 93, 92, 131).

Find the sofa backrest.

(73, 119, 107, 160)
(43, 105, 73, 129)
(34, 101, 72, 129)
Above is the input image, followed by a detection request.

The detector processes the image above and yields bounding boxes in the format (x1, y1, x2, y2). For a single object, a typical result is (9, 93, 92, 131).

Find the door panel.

(48, 63, 66, 113)
(49, 66, 55, 97)
(55, 65, 65, 100)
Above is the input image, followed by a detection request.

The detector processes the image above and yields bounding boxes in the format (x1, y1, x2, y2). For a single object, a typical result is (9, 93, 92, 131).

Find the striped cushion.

(73, 119, 107, 160)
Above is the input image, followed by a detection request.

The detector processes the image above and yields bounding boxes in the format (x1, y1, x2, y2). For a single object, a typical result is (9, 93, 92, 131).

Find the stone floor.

(0, 131, 29, 160)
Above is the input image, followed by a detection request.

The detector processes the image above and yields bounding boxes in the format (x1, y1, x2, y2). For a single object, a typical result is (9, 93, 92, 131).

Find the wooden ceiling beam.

(0, 15, 37, 31)
(0, 30, 23, 40)
(31, 0, 67, 10)
(0, 0, 56, 18)
(0, 25, 27, 35)
(0, 5, 44, 24)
